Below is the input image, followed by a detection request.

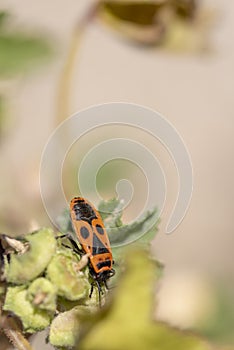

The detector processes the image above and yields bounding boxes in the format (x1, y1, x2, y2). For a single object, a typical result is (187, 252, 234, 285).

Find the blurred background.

(0, 0, 233, 348)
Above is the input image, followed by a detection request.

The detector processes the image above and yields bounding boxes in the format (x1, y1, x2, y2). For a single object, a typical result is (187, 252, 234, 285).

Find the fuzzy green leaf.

(4, 228, 57, 284)
(0, 11, 9, 29)
(27, 277, 57, 312)
(107, 207, 158, 246)
(0, 33, 53, 77)
(77, 249, 212, 350)
(98, 0, 210, 51)
(3, 285, 52, 333)
(56, 208, 74, 234)
(46, 248, 90, 301)
(98, 0, 167, 45)
(100, 1, 163, 26)
(98, 198, 159, 247)
(98, 198, 122, 221)
(49, 306, 95, 348)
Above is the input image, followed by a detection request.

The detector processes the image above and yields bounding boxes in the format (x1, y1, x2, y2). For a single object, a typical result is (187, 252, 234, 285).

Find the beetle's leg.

(68, 239, 83, 254)
(95, 280, 102, 307)
(110, 268, 115, 277)
(89, 284, 94, 298)
(75, 253, 90, 271)
(56, 233, 83, 255)
(103, 279, 109, 290)
(55, 234, 67, 239)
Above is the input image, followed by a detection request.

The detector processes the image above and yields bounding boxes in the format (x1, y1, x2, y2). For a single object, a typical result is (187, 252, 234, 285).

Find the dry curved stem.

(0, 315, 33, 350)
(56, 1, 99, 127)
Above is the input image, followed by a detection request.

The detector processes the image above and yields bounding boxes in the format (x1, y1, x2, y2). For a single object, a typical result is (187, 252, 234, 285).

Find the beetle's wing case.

(70, 197, 113, 274)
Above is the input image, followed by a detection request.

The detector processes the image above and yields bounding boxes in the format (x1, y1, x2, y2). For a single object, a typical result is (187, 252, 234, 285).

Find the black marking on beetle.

(80, 226, 90, 239)
(96, 224, 104, 235)
(92, 233, 109, 256)
(97, 260, 111, 269)
(73, 197, 85, 204)
(73, 202, 97, 224)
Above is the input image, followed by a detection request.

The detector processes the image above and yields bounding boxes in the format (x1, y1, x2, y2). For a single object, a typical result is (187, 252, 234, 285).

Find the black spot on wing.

(96, 224, 104, 235)
(92, 233, 109, 256)
(80, 226, 89, 239)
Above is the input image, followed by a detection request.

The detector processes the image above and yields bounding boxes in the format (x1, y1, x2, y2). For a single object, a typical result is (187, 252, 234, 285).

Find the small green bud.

(4, 228, 57, 284)
(27, 277, 57, 312)
(3, 285, 52, 333)
(49, 306, 92, 348)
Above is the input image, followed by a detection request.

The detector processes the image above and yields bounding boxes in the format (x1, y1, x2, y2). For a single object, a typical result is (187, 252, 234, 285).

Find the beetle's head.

(96, 268, 115, 283)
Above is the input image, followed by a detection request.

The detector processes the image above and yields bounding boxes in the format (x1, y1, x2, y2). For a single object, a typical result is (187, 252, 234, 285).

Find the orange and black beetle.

(70, 197, 115, 299)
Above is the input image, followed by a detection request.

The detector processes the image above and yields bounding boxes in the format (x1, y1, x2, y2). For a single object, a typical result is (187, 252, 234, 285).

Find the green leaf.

(98, 198, 159, 247)
(99, 1, 197, 25)
(77, 249, 212, 350)
(107, 207, 159, 246)
(100, 1, 164, 26)
(98, 197, 122, 221)
(4, 228, 57, 284)
(197, 286, 234, 344)
(27, 277, 57, 312)
(98, 1, 209, 51)
(3, 285, 53, 333)
(0, 11, 9, 29)
(46, 248, 90, 301)
(98, 1, 167, 45)
(49, 306, 95, 348)
(0, 33, 53, 77)
(56, 208, 74, 233)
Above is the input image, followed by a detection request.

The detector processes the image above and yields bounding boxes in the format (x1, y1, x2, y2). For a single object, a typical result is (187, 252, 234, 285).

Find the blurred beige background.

(0, 0, 233, 310)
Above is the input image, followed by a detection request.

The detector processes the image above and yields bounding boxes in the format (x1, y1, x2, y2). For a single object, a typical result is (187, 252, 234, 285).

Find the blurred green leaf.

(56, 208, 74, 234)
(0, 33, 53, 76)
(4, 284, 53, 333)
(49, 306, 92, 348)
(197, 286, 234, 344)
(46, 247, 90, 301)
(100, 1, 164, 26)
(98, 198, 159, 286)
(107, 207, 158, 246)
(4, 228, 56, 284)
(98, 197, 121, 221)
(99, 0, 167, 45)
(98, 0, 210, 51)
(100, 0, 196, 25)
(98, 198, 159, 247)
(173, 0, 197, 19)
(0, 11, 9, 29)
(77, 249, 212, 350)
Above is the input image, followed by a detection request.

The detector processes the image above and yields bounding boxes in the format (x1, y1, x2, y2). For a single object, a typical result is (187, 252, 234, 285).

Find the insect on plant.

(69, 197, 115, 303)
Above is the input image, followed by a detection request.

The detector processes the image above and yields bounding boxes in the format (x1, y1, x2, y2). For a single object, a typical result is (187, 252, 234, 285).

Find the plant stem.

(55, 1, 99, 127)
(1, 315, 33, 350)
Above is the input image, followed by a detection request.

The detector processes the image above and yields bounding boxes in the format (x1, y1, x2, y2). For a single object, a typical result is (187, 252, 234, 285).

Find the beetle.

(69, 197, 115, 301)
